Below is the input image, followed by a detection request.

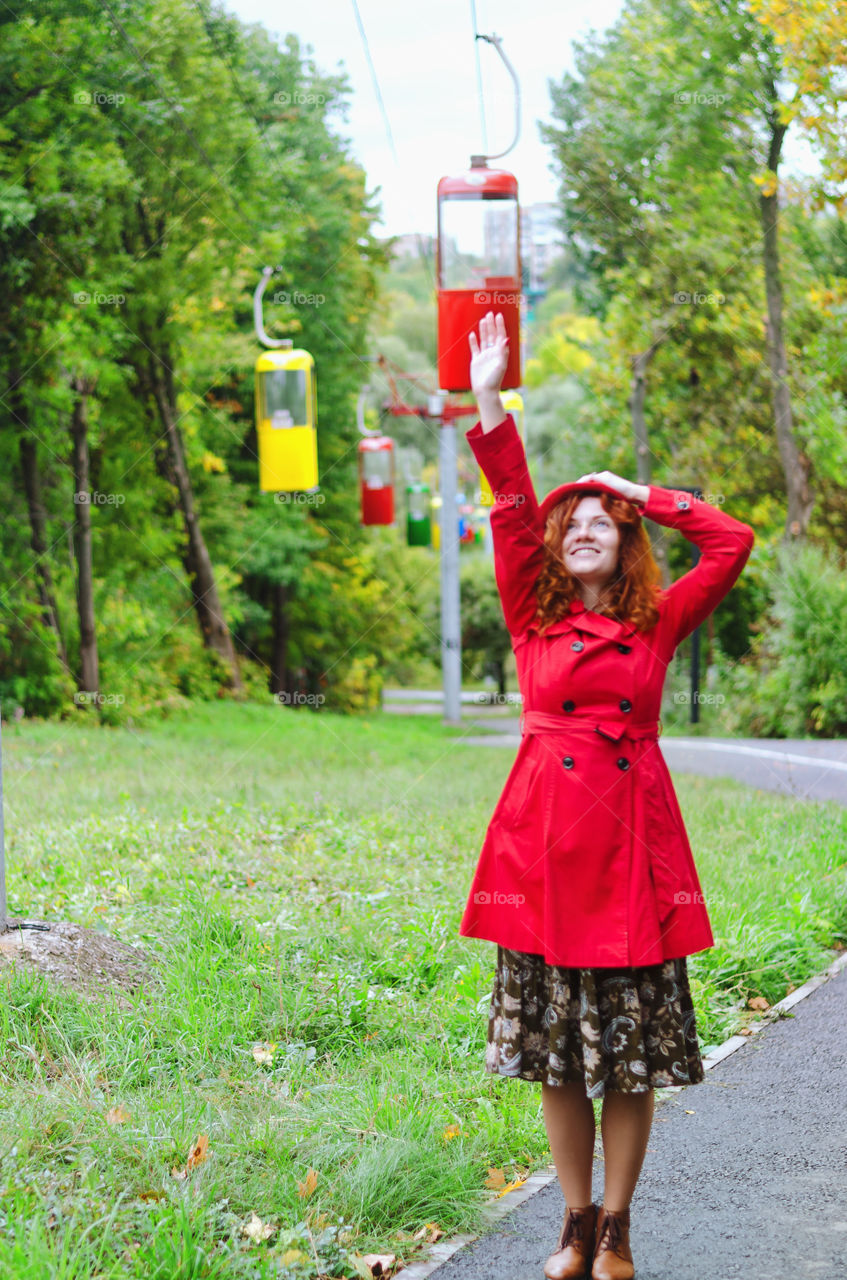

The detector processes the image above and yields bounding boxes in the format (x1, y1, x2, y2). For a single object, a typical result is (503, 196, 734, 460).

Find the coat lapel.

(528, 599, 638, 641)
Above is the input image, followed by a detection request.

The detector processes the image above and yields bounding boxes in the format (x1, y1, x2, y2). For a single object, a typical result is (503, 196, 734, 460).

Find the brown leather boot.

(543, 1202, 598, 1280)
(590, 1205, 633, 1280)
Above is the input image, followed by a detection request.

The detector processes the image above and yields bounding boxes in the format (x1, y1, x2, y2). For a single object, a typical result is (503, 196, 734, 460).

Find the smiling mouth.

(571, 547, 600, 554)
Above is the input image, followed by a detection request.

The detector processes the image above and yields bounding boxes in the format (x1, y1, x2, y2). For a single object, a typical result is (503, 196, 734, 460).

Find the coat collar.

(528, 597, 638, 641)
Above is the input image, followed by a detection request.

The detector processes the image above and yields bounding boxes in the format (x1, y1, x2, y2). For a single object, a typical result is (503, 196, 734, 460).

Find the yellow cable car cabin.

(255, 349, 318, 492)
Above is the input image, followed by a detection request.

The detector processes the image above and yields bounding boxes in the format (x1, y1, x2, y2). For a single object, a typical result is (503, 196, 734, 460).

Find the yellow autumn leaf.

(496, 1178, 526, 1198)
(484, 1167, 506, 1189)
(282, 1249, 309, 1265)
(252, 1042, 276, 1066)
(105, 1104, 131, 1125)
(297, 1167, 318, 1198)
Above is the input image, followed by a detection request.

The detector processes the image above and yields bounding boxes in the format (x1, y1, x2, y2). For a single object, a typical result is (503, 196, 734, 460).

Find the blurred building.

(520, 202, 565, 296)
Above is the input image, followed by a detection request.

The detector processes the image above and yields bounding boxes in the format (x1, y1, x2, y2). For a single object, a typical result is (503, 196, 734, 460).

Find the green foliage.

(0, 602, 76, 719)
(458, 558, 513, 694)
(725, 540, 847, 736)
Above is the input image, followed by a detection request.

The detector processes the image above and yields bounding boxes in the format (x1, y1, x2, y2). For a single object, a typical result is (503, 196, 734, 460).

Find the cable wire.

(470, 0, 488, 154)
(349, 0, 399, 164)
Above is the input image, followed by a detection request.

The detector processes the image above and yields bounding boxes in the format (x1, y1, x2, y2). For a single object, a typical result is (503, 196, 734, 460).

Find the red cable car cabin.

(436, 161, 521, 393)
(358, 436, 395, 526)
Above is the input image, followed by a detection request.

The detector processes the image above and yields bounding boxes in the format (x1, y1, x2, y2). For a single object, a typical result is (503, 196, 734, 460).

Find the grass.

(0, 701, 845, 1278)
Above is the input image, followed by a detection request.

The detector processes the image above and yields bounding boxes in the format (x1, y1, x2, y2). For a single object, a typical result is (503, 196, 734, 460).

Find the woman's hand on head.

(468, 311, 509, 397)
(575, 470, 647, 505)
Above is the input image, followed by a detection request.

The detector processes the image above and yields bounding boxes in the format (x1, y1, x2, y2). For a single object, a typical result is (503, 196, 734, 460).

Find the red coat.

(459, 414, 755, 967)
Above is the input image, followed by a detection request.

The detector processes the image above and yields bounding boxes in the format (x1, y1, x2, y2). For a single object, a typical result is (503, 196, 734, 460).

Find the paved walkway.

(411, 960, 847, 1279)
(457, 720, 847, 807)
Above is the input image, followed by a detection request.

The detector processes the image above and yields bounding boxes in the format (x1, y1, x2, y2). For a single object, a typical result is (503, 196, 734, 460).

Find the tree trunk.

(628, 342, 671, 588)
(142, 354, 242, 690)
(270, 582, 289, 697)
(70, 378, 99, 698)
(13, 379, 69, 669)
(759, 129, 814, 538)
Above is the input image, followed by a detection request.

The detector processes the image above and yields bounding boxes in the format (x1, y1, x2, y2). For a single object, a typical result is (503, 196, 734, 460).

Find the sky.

(225, 0, 627, 237)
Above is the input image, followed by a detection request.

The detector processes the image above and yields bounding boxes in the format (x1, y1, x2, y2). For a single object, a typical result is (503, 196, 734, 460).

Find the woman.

(460, 313, 755, 1280)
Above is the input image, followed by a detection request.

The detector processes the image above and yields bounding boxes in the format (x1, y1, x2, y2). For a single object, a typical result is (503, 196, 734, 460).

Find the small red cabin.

(358, 436, 395, 525)
(436, 161, 521, 392)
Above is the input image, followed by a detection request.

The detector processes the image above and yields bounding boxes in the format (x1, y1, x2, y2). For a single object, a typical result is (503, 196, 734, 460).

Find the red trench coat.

(459, 413, 755, 967)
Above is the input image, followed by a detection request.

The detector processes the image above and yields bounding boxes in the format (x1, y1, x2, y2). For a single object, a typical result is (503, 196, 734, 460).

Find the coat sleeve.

(466, 413, 544, 637)
(637, 485, 755, 647)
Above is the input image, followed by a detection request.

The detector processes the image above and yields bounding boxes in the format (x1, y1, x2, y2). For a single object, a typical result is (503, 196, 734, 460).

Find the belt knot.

(520, 710, 660, 742)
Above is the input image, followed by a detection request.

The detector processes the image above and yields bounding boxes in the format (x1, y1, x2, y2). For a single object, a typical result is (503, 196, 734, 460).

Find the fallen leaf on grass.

(105, 1105, 131, 1125)
(252, 1042, 276, 1066)
(297, 1167, 318, 1198)
(442, 1123, 461, 1142)
(241, 1211, 275, 1243)
(412, 1223, 443, 1242)
(186, 1134, 209, 1170)
(358, 1253, 397, 1276)
(496, 1179, 526, 1198)
(484, 1168, 505, 1189)
(171, 1133, 209, 1179)
(281, 1249, 309, 1265)
(747, 996, 770, 1011)
(739, 1027, 754, 1037)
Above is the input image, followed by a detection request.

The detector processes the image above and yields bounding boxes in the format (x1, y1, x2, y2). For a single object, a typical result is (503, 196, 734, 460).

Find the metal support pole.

(436, 399, 462, 725)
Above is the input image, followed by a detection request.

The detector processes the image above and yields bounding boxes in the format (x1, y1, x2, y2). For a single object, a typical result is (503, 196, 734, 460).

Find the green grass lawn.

(0, 702, 845, 1278)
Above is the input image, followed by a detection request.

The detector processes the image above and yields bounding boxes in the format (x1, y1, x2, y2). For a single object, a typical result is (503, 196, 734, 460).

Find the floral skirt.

(485, 946, 705, 1098)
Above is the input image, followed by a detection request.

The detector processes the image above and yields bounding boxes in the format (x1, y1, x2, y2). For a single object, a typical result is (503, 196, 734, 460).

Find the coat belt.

(520, 710, 660, 742)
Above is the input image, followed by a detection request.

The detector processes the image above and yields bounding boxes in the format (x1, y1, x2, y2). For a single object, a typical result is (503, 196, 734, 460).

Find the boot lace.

(558, 1207, 592, 1251)
(597, 1211, 628, 1258)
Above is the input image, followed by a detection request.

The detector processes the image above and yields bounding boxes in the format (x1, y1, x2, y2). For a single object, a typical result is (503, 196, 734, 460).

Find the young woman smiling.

(460, 312, 755, 1280)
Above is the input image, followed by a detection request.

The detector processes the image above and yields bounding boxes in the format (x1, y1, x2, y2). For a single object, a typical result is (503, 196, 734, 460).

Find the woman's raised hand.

(468, 311, 509, 396)
(575, 470, 648, 505)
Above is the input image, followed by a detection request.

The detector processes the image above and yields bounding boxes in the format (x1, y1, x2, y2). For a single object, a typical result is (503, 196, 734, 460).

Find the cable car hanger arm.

(473, 33, 521, 162)
(253, 265, 293, 350)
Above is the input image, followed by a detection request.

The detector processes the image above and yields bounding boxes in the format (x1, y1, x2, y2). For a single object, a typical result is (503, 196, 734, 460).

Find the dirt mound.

(0, 918, 157, 1000)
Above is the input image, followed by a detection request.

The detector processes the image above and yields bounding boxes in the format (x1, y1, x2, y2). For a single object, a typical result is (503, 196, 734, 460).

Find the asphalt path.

(457, 720, 847, 807)
(415, 962, 847, 1280)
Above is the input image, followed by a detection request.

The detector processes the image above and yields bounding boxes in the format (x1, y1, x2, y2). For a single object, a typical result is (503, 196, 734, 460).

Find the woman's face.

(561, 496, 621, 587)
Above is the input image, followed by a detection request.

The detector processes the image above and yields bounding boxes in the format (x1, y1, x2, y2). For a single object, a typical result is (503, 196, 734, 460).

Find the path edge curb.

(389, 946, 847, 1280)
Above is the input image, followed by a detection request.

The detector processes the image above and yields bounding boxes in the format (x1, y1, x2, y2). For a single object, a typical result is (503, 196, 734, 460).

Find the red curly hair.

(535, 490, 662, 635)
